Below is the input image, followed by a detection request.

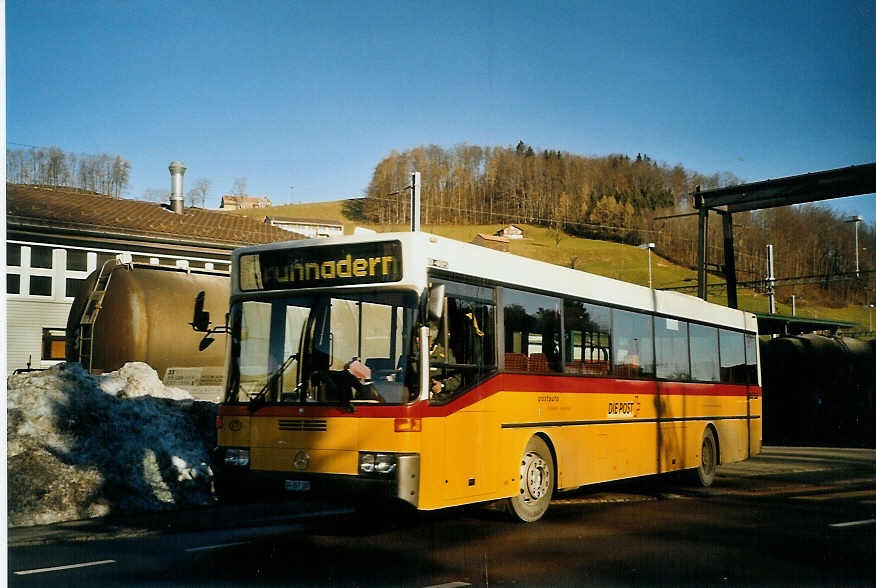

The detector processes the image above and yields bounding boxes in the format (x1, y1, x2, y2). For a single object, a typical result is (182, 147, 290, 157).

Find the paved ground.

(7, 446, 875, 586)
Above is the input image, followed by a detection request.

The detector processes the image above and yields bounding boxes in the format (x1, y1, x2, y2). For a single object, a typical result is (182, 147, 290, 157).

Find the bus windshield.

(225, 290, 418, 406)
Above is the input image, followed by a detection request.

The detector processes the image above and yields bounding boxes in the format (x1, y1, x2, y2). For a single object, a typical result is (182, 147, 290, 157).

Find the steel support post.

(410, 171, 421, 232)
(721, 211, 738, 309)
(697, 206, 709, 300)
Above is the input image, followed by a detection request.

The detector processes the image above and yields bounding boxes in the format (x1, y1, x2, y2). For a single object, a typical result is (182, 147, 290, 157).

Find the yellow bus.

(213, 232, 761, 522)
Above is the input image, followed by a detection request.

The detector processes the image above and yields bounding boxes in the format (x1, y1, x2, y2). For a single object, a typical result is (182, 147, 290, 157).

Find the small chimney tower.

(168, 161, 187, 214)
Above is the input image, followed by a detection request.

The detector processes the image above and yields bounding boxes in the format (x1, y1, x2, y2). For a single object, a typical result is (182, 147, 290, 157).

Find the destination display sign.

(239, 241, 403, 291)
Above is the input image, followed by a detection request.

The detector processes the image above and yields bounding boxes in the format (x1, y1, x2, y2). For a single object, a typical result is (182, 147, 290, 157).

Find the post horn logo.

(293, 450, 310, 471)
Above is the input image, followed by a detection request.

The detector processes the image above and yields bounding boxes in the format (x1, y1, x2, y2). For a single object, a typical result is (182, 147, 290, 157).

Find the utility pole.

(844, 215, 862, 277)
(410, 171, 421, 232)
(766, 244, 776, 314)
(638, 242, 655, 289)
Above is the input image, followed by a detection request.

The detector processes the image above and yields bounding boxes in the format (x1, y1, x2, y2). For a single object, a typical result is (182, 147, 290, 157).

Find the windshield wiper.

(248, 352, 298, 410)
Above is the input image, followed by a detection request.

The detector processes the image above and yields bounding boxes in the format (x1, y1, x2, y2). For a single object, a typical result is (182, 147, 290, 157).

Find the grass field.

(225, 200, 871, 330)
(230, 200, 348, 221)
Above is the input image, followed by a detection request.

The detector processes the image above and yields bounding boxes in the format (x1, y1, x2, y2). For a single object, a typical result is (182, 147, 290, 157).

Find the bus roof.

(232, 232, 756, 332)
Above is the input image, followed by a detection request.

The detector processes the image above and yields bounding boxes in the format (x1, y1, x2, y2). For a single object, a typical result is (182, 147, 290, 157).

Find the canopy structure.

(693, 163, 876, 308)
(754, 313, 858, 336)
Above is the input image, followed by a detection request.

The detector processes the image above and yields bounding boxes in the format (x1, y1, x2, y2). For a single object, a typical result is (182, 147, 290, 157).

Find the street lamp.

(638, 242, 655, 289)
(869, 303, 874, 332)
(844, 215, 862, 277)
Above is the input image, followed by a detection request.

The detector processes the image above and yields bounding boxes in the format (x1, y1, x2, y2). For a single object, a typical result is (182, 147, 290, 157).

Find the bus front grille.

(278, 419, 328, 432)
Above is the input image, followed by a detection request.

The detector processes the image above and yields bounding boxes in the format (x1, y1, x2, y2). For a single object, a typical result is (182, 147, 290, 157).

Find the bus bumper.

(212, 448, 420, 508)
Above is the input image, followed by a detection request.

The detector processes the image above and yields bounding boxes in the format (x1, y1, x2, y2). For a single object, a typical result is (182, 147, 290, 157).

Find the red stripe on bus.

(220, 375, 759, 419)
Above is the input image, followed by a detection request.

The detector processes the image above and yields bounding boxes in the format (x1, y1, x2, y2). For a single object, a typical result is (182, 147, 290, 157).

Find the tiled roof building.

(8, 185, 295, 246)
(5, 184, 300, 374)
(471, 233, 510, 252)
(264, 215, 344, 238)
(219, 194, 272, 210)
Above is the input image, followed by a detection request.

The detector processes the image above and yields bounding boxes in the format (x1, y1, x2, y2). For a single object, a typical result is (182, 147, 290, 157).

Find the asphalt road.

(8, 446, 875, 587)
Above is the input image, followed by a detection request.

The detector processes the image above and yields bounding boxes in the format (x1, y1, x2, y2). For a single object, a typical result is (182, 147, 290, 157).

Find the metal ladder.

(77, 260, 117, 372)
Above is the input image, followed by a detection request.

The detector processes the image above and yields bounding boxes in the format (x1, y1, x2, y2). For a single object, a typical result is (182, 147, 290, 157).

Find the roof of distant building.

(7, 184, 302, 246)
(474, 233, 510, 243)
(220, 194, 272, 208)
(265, 215, 343, 227)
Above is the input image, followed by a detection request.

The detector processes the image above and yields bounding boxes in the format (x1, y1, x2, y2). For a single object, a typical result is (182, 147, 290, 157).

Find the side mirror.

(427, 284, 445, 322)
(191, 291, 211, 332)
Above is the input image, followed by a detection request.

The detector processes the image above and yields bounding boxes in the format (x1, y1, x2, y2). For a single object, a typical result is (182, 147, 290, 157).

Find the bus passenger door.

(429, 279, 498, 501)
(443, 409, 497, 500)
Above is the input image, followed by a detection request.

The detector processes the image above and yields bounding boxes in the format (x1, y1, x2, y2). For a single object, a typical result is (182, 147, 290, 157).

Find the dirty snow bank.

(7, 362, 218, 527)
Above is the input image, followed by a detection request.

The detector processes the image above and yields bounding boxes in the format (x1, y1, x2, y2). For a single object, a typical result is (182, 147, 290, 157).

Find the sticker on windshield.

(240, 254, 264, 291)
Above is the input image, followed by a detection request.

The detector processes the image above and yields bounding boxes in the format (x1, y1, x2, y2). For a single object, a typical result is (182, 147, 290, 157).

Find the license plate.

(284, 480, 310, 492)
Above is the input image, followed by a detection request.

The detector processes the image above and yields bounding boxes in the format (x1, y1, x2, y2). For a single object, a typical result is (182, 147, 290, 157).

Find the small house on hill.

(264, 216, 344, 239)
(495, 225, 524, 239)
(472, 233, 510, 252)
(219, 194, 272, 210)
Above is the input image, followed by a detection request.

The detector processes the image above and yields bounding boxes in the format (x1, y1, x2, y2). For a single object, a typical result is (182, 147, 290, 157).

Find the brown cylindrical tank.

(66, 263, 230, 387)
(761, 333, 875, 447)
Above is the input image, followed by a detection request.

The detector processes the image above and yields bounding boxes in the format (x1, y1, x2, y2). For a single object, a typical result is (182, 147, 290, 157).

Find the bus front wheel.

(692, 427, 718, 487)
(507, 436, 554, 522)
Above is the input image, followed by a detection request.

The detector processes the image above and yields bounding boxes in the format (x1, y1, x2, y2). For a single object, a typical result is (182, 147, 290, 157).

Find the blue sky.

(7, 1, 875, 220)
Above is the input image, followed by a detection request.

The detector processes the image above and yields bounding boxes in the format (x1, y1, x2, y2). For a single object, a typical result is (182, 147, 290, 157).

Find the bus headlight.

(359, 453, 375, 473)
(375, 454, 398, 474)
(224, 448, 250, 468)
(359, 452, 397, 476)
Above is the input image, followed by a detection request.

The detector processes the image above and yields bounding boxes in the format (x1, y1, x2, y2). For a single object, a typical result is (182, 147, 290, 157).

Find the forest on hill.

(350, 143, 874, 307)
(7, 145, 131, 198)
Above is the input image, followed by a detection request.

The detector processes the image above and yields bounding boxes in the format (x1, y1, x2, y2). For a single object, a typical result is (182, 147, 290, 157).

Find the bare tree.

(6, 146, 131, 197)
(187, 178, 212, 208)
(142, 188, 169, 202)
(230, 177, 248, 207)
(110, 155, 131, 198)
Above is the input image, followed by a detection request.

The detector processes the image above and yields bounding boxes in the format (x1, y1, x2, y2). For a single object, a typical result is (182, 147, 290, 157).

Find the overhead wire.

(365, 193, 663, 235)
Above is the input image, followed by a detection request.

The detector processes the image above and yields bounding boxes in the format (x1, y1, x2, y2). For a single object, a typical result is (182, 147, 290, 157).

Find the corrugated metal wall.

(6, 299, 73, 372)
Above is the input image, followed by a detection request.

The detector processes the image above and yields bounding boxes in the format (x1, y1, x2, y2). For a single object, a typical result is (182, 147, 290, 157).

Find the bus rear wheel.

(692, 427, 717, 487)
(507, 436, 554, 522)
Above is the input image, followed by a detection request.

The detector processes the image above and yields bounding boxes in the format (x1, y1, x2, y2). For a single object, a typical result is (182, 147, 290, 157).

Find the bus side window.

(429, 280, 496, 402)
(745, 333, 758, 385)
(612, 309, 654, 378)
(719, 329, 746, 385)
(563, 299, 611, 376)
(655, 317, 690, 380)
(446, 298, 495, 368)
(690, 323, 720, 382)
(503, 288, 562, 373)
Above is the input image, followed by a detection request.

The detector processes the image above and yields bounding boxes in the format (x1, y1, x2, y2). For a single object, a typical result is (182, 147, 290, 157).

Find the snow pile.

(7, 362, 218, 527)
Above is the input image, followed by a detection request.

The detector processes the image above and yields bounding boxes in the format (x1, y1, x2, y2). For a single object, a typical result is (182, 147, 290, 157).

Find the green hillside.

(227, 200, 348, 221)
(226, 201, 871, 330)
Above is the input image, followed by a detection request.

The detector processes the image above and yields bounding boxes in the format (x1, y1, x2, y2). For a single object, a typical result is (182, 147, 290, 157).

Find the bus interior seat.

(583, 360, 610, 375)
(365, 357, 395, 372)
(504, 352, 527, 371)
(365, 357, 397, 380)
(528, 353, 550, 373)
